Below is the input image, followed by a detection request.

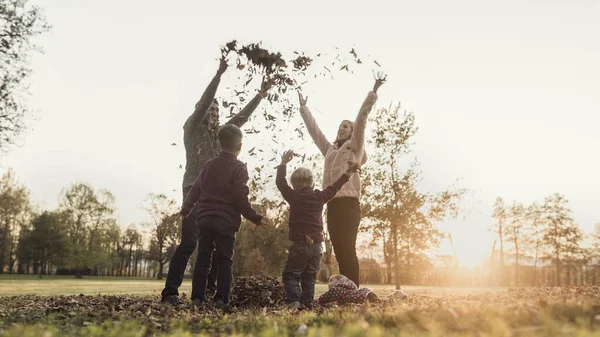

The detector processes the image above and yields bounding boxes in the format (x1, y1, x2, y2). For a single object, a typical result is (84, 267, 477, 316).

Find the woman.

(297, 74, 385, 287)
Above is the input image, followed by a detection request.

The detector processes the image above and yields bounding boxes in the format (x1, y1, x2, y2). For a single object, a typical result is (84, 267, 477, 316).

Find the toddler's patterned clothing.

(317, 278, 373, 305)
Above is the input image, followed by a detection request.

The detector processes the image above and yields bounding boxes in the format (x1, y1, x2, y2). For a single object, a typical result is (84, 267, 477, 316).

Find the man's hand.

(258, 76, 274, 98)
(297, 90, 308, 107)
(373, 71, 387, 93)
(280, 150, 296, 165)
(345, 161, 360, 175)
(217, 56, 228, 76)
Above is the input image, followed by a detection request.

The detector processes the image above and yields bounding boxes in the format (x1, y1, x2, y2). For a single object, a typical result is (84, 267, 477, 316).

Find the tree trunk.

(9, 240, 17, 273)
(498, 219, 504, 279)
(0, 226, 8, 274)
(157, 261, 164, 280)
(39, 249, 45, 279)
(392, 223, 400, 290)
(406, 240, 411, 284)
(533, 241, 539, 286)
(555, 248, 560, 286)
(515, 236, 519, 286)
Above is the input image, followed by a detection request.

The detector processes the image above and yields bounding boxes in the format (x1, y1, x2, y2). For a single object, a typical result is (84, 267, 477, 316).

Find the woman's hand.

(373, 71, 387, 93)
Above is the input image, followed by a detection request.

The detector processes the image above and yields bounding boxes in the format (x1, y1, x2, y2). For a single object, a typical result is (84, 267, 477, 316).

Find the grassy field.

(0, 274, 508, 297)
(1, 275, 599, 337)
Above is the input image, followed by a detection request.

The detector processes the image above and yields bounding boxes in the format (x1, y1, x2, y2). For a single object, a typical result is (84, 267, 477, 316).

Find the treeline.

(486, 195, 600, 287)
(0, 174, 179, 278)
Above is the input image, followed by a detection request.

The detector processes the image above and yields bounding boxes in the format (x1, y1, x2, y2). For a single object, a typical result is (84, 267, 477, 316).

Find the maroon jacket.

(180, 151, 262, 229)
(276, 165, 349, 243)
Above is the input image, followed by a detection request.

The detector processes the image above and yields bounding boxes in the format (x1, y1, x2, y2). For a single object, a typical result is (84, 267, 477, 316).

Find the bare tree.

(0, 0, 50, 151)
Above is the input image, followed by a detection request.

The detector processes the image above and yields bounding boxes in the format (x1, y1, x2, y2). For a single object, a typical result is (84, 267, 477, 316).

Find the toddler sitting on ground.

(316, 274, 408, 305)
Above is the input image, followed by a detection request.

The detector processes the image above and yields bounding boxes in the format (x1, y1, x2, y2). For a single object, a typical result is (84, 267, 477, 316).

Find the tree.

(233, 196, 289, 277)
(0, 169, 30, 273)
(491, 197, 508, 285)
(541, 193, 581, 286)
(504, 202, 525, 286)
(244, 248, 266, 276)
(359, 258, 382, 284)
(362, 104, 464, 289)
(0, 0, 50, 151)
(59, 183, 115, 277)
(588, 223, 600, 284)
(525, 202, 544, 285)
(19, 211, 69, 277)
(121, 225, 142, 277)
(145, 193, 179, 280)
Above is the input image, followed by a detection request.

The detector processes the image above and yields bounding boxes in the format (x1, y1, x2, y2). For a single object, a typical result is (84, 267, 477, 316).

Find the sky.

(1, 0, 599, 267)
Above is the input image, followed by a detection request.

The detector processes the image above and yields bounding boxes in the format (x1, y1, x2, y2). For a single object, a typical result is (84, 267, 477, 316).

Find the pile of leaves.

(230, 275, 285, 308)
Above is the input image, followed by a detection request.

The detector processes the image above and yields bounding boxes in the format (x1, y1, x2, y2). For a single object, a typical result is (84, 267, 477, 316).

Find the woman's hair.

(290, 167, 314, 189)
(334, 120, 354, 147)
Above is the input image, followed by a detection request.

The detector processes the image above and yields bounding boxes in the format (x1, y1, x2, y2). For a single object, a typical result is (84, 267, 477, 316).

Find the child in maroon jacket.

(276, 150, 359, 310)
(179, 124, 266, 311)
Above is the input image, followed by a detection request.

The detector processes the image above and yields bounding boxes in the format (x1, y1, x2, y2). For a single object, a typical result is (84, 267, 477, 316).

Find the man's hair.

(212, 98, 218, 106)
(290, 167, 314, 189)
(218, 124, 243, 152)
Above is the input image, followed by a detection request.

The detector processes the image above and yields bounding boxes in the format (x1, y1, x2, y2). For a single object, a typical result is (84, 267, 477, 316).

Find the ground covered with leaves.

(2, 282, 600, 336)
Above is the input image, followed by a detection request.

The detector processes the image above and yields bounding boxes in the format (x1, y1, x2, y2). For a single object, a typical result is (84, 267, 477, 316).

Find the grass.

(2, 275, 597, 337)
(0, 274, 508, 297)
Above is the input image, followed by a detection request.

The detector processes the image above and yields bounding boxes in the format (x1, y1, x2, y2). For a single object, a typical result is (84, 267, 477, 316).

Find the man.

(161, 55, 272, 305)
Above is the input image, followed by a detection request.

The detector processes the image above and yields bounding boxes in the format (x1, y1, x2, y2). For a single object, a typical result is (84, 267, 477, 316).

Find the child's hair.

(328, 274, 346, 287)
(218, 124, 243, 152)
(290, 167, 314, 189)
